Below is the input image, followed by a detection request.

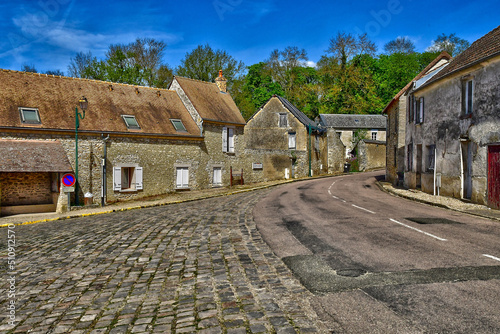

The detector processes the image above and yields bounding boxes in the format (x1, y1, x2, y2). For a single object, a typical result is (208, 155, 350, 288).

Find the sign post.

(62, 173, 76, 209)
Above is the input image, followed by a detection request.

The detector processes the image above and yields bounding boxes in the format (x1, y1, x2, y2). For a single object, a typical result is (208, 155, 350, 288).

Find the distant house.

(317, 114, 387, 171)
(245, 95, 329, 180)
(404, 25, 500, 208)
(383, 51, 452, 186)
(0, 70, 202, 215)
(169, 72, 247, 187)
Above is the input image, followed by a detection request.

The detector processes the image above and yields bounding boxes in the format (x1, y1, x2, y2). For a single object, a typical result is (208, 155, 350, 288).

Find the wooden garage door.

(488, 145, 500, 209)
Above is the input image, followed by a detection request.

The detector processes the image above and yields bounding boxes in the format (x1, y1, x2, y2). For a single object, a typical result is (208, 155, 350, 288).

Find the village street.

(2, 172, 500, 333)
(255, 171, 500, 333)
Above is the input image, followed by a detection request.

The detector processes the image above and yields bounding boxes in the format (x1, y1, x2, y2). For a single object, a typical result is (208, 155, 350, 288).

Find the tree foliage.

(384, 37, 416, 54)
(426, 33, 470, 56)
(67, 38, 173, 87)
(176, 44, 245, 86)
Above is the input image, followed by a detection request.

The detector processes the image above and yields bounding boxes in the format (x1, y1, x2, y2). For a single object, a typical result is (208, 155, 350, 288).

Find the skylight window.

(19, 107, 41, 124)
(171, 119, 187, 132)
(122, 115, 140, 129)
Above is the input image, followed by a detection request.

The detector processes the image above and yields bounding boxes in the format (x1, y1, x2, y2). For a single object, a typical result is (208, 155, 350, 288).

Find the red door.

(488, 145, 500, 209)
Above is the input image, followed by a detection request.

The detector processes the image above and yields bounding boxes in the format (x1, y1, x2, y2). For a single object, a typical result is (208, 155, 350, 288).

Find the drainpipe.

(308, 124, 312, 177)
(433, 147, 437, 196)
(101, 134, 110, 207)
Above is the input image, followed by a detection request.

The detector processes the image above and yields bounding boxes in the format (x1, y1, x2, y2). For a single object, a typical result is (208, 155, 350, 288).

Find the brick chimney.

(215, 70, 227, 93)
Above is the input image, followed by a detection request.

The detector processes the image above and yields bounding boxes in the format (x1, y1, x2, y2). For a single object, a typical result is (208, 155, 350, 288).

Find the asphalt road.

(254, 171, 500, 333)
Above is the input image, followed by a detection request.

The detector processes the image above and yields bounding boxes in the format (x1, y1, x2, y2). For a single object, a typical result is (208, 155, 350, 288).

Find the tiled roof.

(0, 69, 201, 137)
(0, 140, 72, 172)
(382, 51, 452, 113)
(173, 76, 246, 125)
(318, 114, 387, 130)
(418, 25, 500, 90)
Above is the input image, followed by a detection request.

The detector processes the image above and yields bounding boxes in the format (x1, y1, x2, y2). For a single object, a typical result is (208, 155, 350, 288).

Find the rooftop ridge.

(174, 75, 217, 86)
(0, 68, 175, 93)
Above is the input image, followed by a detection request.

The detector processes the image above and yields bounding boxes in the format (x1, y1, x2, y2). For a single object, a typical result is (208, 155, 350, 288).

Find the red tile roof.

(173, 76, 246, 125)
(0, 70, 201, 138)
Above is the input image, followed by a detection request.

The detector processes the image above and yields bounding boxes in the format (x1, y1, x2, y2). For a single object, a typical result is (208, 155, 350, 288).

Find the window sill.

(118, 188, 138, 193)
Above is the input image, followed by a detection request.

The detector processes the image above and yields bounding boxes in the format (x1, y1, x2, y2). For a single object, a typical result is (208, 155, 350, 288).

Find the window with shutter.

(135, 167, 143, 190)
(419, 97, 424, 124)
(462, 79, 474, 115)
(213, 167, 222, 186)
(279, 113, 287, 127)
(288, 132, 296, 149)
(222, 127, 228, 152)
(228, 128, 234, 153)
(113, 167, 122, 191)
(176, 167, 189, 189)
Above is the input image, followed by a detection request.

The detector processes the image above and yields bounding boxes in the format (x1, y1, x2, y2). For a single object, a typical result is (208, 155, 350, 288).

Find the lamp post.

(75, 96, 88, 206)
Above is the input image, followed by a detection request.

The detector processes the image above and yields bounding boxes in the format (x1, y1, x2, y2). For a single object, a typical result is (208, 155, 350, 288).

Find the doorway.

(461, 141, 473, 200)
(488, 145, 500, 209)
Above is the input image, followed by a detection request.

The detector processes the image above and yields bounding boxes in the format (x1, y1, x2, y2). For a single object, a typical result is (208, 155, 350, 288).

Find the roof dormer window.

(170, 119, 187, 132)
(19, 107, 41, 124)
(122, 115, 140, 129)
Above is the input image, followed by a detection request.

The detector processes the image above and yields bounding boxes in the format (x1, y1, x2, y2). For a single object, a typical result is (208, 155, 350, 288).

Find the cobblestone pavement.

(0, 189, 329, 333)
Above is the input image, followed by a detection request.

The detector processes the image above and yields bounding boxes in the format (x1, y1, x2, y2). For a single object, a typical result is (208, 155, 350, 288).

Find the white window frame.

(371, 130, 377, 141)
(416, 97, 424, 124)
(19, 107, 41, 124)
(122, 115, 141, 129)
(113, 165, 143, 192)
(222, 127, 235, 153)
(176, 166, 190, 189)
(171, 119, 187, 132)
(288, 132, 296, 149)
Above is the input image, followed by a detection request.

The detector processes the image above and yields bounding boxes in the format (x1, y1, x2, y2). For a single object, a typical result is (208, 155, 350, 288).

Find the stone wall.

(404, 57, 500, 206)
(0, 172, 53, 205)
(358, 141, 387, 171)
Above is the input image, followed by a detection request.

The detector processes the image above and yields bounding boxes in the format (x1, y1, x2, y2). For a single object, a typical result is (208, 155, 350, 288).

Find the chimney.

(215, 70, 227, 93)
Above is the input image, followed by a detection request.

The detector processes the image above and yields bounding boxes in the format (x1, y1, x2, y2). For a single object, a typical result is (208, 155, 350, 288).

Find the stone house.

(244, 95, 331, 180)
(169, 72, 247, 187)
(317, 114, 387, 171)
(383, 51, 452, 186)
(404, 25, 500, 208)
(0, 69, 204, 215)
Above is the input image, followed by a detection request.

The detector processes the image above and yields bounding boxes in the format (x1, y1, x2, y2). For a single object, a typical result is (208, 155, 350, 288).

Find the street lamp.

(75, 96, 88, 206)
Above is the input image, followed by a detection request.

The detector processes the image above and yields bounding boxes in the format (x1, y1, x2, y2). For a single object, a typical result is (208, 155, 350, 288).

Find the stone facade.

(385, 97, 407, 185)
(357, 140, 387, 172)
(405, 43, 500, 207)
(244, 97, 328, 181)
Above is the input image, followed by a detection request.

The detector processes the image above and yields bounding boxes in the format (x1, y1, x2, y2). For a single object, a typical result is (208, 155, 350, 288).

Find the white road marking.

(389, 218, 447, 241)
(483, 254, 500, 262)
(352, 204, 375, 214)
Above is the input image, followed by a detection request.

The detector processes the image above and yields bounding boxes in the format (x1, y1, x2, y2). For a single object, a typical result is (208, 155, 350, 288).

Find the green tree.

(426, 33, 470, 56)
(67, 38, 172, 87)
(21, 64, 37, 73)
(176, 44, 245, 87)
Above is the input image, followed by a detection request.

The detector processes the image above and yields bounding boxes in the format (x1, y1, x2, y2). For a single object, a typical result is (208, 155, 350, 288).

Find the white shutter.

(213, 167, 222, 185)
(183, 168, 189, 187)
(228, 128, 234, 153)
(113, 167, 122, 191)
(288, 133, 296, 149)
(135, 167, 143, 190)
(176, 168, 183, 188)
(222, 127, 228, 152)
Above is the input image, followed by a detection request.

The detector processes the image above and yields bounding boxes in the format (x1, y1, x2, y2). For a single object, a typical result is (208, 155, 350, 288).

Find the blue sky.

(0, 0, 499, 74)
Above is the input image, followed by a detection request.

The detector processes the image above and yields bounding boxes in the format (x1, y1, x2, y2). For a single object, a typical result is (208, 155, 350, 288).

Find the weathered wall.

(385, 96, 407, 185)
(405, 56, 500, 206)
(358, 141, 387, 171)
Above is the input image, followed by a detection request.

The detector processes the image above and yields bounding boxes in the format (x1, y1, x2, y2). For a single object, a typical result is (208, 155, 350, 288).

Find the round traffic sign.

(62, 173, 76, 187)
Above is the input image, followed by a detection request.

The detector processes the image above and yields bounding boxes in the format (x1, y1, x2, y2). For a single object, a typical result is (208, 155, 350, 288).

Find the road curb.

(376, 181, 500, 222)
(1, 173, 344, 228)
